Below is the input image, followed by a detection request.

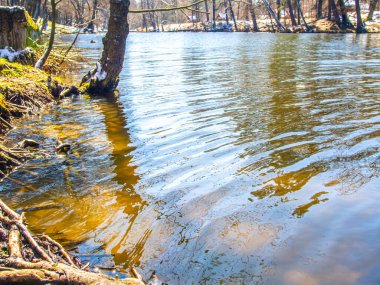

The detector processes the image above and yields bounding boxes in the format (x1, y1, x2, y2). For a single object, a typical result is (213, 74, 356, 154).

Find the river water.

(1, 33, 380, 284)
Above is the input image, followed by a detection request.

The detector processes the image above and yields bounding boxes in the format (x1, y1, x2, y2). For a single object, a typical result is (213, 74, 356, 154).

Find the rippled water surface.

(1, 33, 380, 284)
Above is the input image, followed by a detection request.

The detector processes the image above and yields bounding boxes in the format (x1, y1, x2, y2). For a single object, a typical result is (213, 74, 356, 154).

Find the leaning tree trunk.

(355, 0, 366, 32)
(262, 0, 286, 31)
(367, 0, 379, 20)
(35, 0, 56, 68)
(228, 0, 238, 31)
(81, 0, 130, 94)
(295, 0, 313, 31)
(277, 0, 281, 21)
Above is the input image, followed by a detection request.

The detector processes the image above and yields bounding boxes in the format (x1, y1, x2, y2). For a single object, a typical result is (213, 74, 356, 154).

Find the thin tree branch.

(184, 7, 210, 14)
(129, 0, 206, 13)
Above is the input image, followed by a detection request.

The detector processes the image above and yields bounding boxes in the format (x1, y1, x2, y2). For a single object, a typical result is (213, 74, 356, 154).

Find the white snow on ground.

(0, 47, 33, 62)
(0, 47, 21, 62)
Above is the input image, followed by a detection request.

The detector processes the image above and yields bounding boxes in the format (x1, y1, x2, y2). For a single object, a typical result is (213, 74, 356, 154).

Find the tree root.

(0, 199, 145, 285)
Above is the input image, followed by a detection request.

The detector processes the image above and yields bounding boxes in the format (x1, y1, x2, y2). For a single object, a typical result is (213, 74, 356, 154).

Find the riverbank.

(136, 16, 380, 33)
(0, 51, 148, 284)
(0, 57, 57, 178)
(0, 198, 144, 284)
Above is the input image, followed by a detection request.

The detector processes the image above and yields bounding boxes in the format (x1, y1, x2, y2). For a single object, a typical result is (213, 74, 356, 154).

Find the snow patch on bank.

(0, 47, 34, 62)
(93, 62, 107, 81)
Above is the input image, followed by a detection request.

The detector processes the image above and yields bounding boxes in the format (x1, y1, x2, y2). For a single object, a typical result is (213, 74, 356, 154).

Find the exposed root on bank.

(0, 199, 145, 285)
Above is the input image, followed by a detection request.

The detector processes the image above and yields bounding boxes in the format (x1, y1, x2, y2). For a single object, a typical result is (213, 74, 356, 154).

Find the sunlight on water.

(1, 33, 380, 284)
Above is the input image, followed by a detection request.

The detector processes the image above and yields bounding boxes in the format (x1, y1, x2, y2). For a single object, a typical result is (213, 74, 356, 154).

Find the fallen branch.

(0, 199, 147, 284)
(0, 199, 20, 220)
(8, 226, 22, 259)
(58, 29, 81, 67)
(0, 117, 13, 130)
(39, 234, 77, 267)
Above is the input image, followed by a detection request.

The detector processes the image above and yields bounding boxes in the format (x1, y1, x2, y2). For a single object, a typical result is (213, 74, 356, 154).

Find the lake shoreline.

(0, 46, 148, 284)
(134, 18, 380, 33)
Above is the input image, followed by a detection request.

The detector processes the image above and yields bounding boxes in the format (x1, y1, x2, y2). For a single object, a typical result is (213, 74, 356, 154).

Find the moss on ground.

(0, 58, 55, 134)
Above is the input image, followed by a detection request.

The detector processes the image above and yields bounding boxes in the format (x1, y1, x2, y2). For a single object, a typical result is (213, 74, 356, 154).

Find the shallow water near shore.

(1, 33, 380, 284)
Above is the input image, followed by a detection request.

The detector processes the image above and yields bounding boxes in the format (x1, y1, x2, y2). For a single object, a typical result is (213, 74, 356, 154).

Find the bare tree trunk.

(228, 0, 238, 31)
(143, 14, 147, 31)
(328, 0, 331, 19)
(205, 0, 210, 21)
(32, 0, 41, 20)
(141, 0, 147, 31)
(35, 0, 56, 68)
(317, 0, 322, 18)
(337, 0, 352, 28)
(236, 0, 240, 19)
(223, 0, 230, 28)
(288, 0, 297, 25)
(81, 0, 130, 94)
(250, 1, 259, 31)
(295, 0, 312, 31)
(40, 0, 48, 30)
(86, 0, 98, 32)
(295, 0, 301, 24)
(70, 0, 84, 24)
(212, 0, 216, 29)
(155, 13, 159, 30)
(267, 9, 276, 31)
(355, 0, 366, 32)
(330, 0, 340, 25)
(147, 0, 156, 31)
(148, 13, 155, 30)
(367, 0, 378, 20)
(263, 0, 286, 31)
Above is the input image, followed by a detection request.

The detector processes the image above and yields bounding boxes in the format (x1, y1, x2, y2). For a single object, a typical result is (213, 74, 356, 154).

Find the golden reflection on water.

(1, 33, 380, 284)
(4, 97, 144, 252)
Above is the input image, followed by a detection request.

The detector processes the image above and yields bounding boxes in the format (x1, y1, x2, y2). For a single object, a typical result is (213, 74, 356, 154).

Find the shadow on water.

(95, 95, 148, 267)
(0, 95, 146, 266)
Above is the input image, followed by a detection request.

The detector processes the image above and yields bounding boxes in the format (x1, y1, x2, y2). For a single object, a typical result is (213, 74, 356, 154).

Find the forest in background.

(0, 0, 379, 32)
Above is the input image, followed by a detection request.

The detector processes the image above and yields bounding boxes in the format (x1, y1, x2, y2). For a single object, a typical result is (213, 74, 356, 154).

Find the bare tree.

(204, 0, 210, 21)
(85, 0, 98, 32)
(35, 0, 58, 68)
(355, 0, 365, 32)
(228, 0, 238, 30)
(367, 0, 379, 21)
(287, 0, 297, 25)
(317, 0, 322, 19)
(250, 0, 259, 31)
(330, 0, 341, 26)
(81, 0, 130, 93)
(337, 0, 352, 28)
